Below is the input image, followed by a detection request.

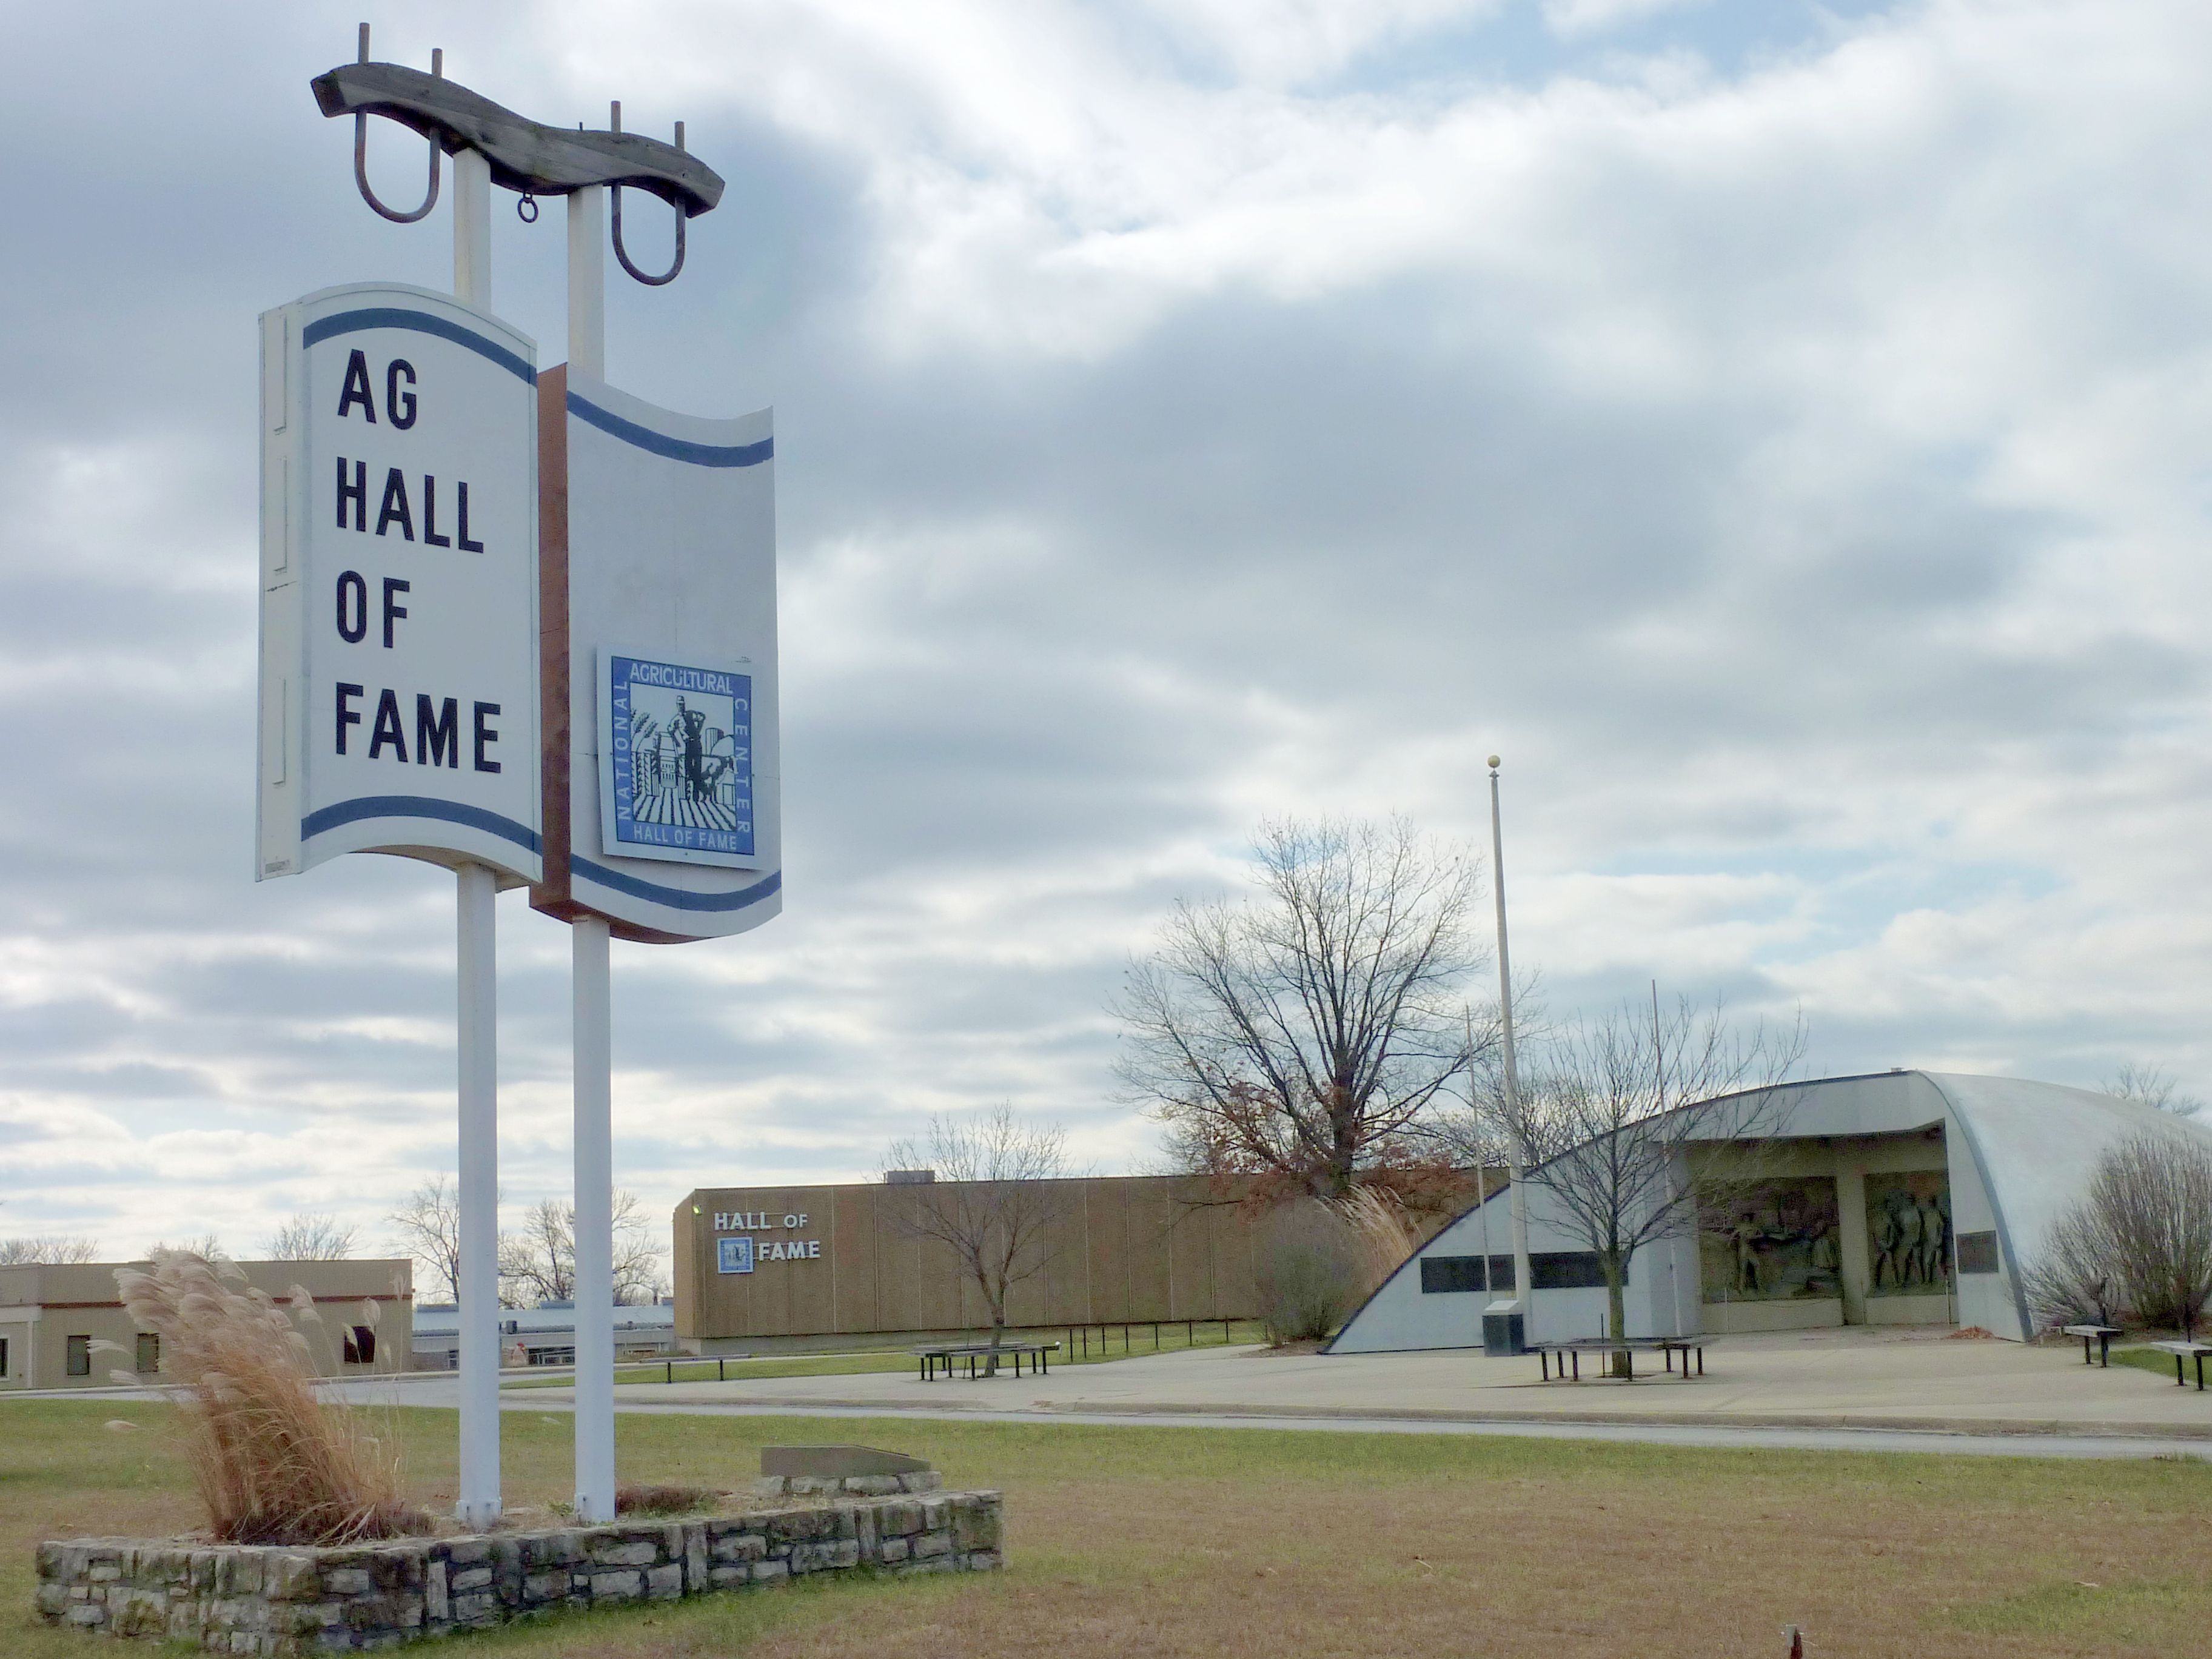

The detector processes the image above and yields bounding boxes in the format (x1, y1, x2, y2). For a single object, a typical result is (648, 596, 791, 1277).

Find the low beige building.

(0, 1259, 414, 1392)
(674, 1174, 1263, 1350)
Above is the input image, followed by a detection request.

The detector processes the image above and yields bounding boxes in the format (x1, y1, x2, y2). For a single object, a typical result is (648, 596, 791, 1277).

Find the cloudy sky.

(4, 0, 2210, 1265)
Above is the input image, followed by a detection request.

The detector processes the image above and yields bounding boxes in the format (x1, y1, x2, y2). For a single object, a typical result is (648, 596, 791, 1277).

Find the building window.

(1421, 1256, 1487, 1294)
(66, 1335, 92, 1378)
(135, 1333, 160, 1374)
(0, 1336, 10, 1378)
(342, 1326, 377, 1365)
(1420, 1254, 1524, 1293)
(1955, 1231, 2000, 1275)
(1529, 1252, 1614, 1290)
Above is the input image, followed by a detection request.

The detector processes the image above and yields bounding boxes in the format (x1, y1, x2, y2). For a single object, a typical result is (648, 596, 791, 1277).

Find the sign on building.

(256, 283, 541, 884)
(531, 369, 779, 940)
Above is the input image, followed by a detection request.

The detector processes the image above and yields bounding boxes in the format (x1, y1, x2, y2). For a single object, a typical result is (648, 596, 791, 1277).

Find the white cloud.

(1543, 0, 1710, 41)
(3, 1, 2211, 1253)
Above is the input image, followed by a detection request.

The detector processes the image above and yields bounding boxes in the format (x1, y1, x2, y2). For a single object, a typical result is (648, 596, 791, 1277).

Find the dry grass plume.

(112, 1250, 424, 1544)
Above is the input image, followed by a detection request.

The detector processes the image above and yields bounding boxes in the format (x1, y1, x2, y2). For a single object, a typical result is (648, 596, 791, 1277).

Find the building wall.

(675, 1175, 1259, 1343)
(0, 1259, 414, 1391)
(1330, 1072, 1986, 1353)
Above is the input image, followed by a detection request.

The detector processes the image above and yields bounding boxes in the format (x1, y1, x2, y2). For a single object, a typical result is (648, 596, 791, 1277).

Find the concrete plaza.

(600, 1327, 2212, 1438)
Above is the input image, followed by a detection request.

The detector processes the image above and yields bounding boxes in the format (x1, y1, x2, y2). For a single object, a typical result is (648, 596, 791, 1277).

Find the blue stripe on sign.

(301, 308, 535, 383)
(572, 857, 781, 912)
(567, 393, 773, 468)
(301, 796, 543, 854)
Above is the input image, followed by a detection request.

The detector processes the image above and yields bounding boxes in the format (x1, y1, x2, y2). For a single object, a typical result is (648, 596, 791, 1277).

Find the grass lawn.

(2111, 1344, 2210, 1387)
(502, 1321, 1272, 1389)
(7, 1397, 2211, 1658)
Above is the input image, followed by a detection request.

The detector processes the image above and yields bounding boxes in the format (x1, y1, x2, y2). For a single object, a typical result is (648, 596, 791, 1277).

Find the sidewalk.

(575, 1327, 2212, 1438)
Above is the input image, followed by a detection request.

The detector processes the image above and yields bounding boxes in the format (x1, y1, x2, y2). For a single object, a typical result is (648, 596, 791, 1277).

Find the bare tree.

(261, 1213, 359, 1261)
(145, 1233, 227, 1261)
(882, 1107, 1071, 1357)
(386, 1178, 465, 1304)
(1497, 993, 1806, 1365)
(2104, 1062, 2206, 1121)
(1114, 816, 1495, 1201)
(0, 1235, 102, 1265)
(499, 1192, 666, 1307)
(2028, 1130, 2212, 1338)
(2020, 1204, 2127, 1333)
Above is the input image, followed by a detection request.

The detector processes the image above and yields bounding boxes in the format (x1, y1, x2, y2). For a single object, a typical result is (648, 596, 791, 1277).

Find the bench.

(2147, 1339, 2212, 1391)
(2061, 1323, 2123, 1367)
(912, 1341, 1059, 1381)
(1534, 1336, 1711, 1382)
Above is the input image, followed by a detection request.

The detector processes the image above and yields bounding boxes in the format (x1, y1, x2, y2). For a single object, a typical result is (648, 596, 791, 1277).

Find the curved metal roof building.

(1327, 1070, 2212, 1352)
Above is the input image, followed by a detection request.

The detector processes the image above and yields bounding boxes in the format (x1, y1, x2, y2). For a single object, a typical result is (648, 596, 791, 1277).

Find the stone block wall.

(35, 1490, 1002, 1655)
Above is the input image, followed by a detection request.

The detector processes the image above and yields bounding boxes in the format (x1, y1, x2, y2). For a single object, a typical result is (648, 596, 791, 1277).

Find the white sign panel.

(256, 283, 541, 884)
(532, 369, 780, 941)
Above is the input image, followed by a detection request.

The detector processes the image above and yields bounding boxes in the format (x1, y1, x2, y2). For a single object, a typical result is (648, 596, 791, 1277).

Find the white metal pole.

(1488, 758, 1535, 1338)
(450, 124, 501, 1529)
(571, 917, 615, 1520)
(454, 149, 492, 310)
(569, 184, 606, 381)
(567, 170, 616, 1523)
(454, 861, 501, 1527)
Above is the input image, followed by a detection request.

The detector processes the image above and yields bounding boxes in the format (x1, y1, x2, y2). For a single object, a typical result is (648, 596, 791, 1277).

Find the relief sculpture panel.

(1864, 1171, 1951, 1295)
(1699, 1177, 1842, 1302)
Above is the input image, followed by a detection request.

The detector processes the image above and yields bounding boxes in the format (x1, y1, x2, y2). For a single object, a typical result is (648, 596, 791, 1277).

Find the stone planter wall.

(35, 1489, 1002, 1655)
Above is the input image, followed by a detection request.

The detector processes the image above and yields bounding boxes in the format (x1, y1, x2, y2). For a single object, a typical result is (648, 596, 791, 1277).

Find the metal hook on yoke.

(351, 25, 442, 224)
(609, 102, 687, 286)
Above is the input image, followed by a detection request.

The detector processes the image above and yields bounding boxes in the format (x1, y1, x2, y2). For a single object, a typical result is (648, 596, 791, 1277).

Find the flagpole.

(1488, 756, 1535, 1349)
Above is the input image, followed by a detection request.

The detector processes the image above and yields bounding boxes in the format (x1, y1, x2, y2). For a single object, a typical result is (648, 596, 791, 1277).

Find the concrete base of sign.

(35, 1491, 1002, 1654)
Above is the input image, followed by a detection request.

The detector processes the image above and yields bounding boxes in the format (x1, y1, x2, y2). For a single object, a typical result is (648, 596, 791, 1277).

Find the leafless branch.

(261, 1213, 359, 1261)
(1498, 992, 1808, 1341)
(1114, 816, 1497, 1199)
(0, 1235, 102, 1265)
(882, 1107, 1071, 1347)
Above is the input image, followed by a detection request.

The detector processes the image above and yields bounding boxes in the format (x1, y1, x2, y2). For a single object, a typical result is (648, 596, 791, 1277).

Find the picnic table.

(2061, 1323, 2123, 1367)
(913, 1340, 1059, 1381)
(1533, 1336, 1711, 1382)
(2147, 1339, 2212, 1392)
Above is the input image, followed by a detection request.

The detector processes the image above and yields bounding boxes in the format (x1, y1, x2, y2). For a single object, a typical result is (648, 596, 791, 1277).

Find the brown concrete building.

(674, 1174, 1259, 1350)
(0, 1259, 414, 1391)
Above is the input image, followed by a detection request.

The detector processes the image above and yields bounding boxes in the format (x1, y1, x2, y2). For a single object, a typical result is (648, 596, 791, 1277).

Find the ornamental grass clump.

(113, 1250, 423, 1545)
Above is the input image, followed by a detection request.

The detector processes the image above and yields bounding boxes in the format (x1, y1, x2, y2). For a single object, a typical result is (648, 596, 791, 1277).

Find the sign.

(531, 368, 780, 940)
(600, 652, 756, 865)
(713, 1210, 820, 1272)
(256, 282, 541, 883)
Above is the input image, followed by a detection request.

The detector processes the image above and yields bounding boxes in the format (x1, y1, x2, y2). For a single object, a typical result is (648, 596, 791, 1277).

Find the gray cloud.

(4, 1, 2210, 1253)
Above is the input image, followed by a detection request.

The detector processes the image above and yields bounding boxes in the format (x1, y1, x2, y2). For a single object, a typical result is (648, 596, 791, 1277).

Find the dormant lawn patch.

(9, 1402, 2212, 1658)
